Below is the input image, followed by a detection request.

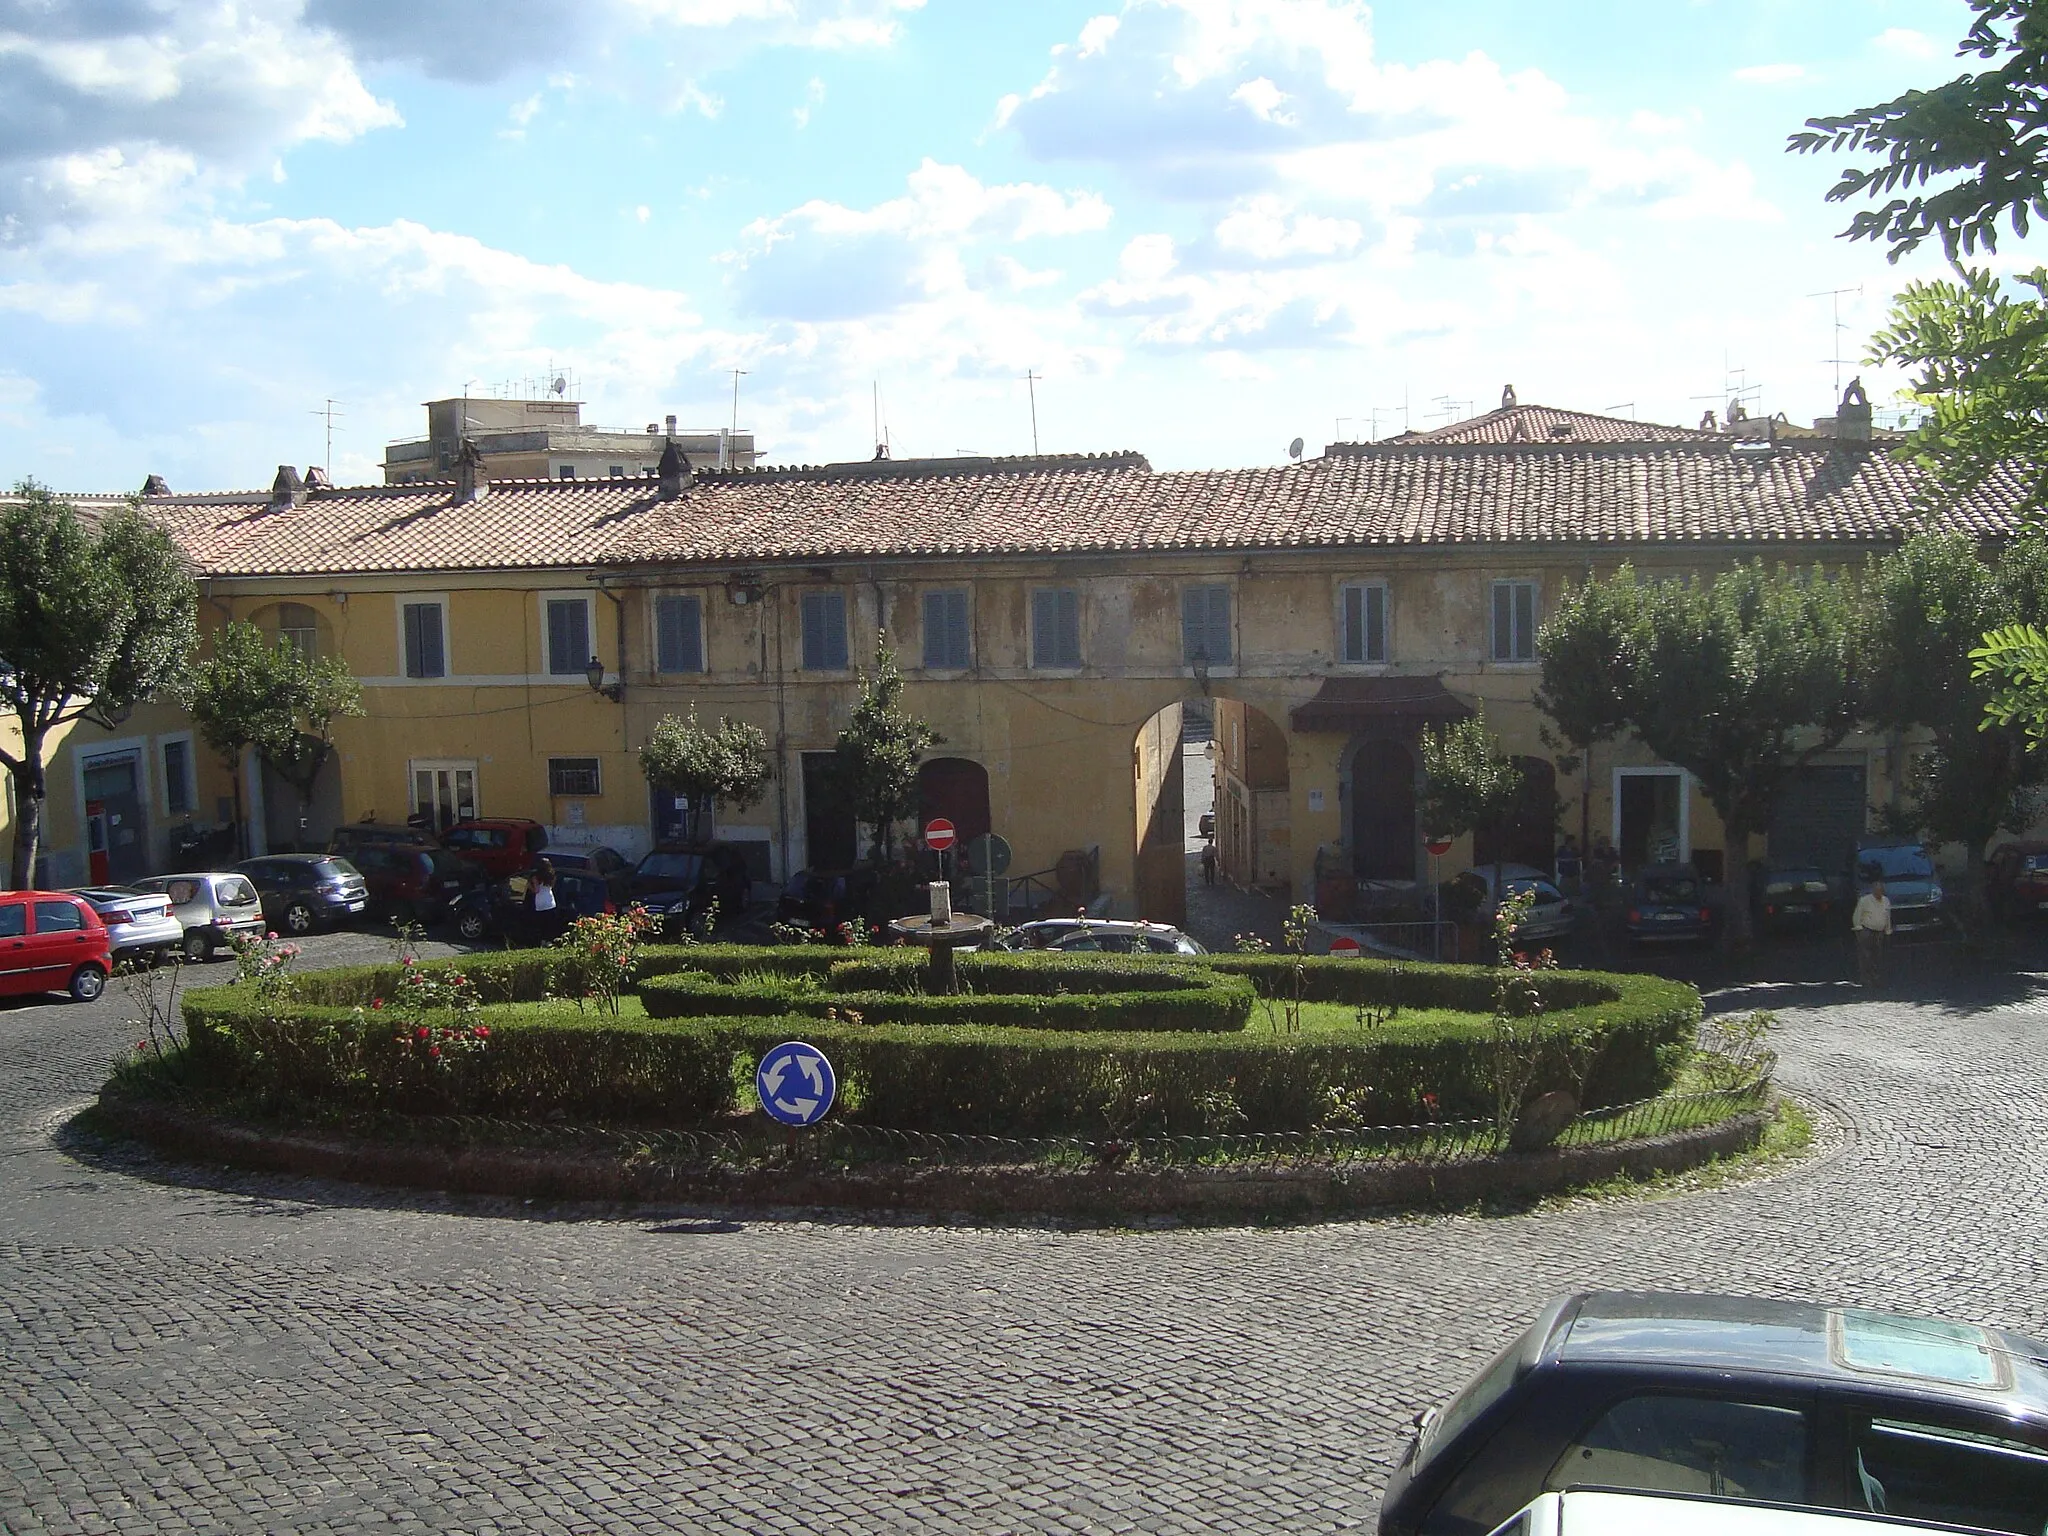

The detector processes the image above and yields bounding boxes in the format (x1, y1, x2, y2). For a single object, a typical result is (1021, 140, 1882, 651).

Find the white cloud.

(1733, 63, 1806, 84)
(793, 75, 827, 128)
(1873, 27, 1940, 61)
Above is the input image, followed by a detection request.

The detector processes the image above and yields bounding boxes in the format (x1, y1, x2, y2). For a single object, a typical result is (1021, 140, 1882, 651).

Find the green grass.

(1256, 1000, 1485, 1038)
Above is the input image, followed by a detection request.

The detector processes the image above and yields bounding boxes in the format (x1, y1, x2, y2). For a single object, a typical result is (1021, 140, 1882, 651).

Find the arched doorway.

(1350, 738, 1417, 881)
(1473, 756, 1559, 871)
(1132, 696, 1290, 933)
(916, 757, 991, 851)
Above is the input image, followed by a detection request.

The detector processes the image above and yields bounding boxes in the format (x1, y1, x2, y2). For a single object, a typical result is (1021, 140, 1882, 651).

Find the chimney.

(139, 474, 169, 497)
(715, 427, 729, 472)
(657, 437, 690, 500)
(1500, 383, 1517, 410)
(1699, 410, 1718, 432)
(304, 465, 332, 491)
(665, 413, 678, 437)
(454, 437, 489, 504)
(1836, 377, 1873, 442)
(268, 465, 307, 511)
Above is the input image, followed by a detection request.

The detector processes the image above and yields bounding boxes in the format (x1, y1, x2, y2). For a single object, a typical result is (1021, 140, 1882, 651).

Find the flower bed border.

(90, 1089, 1772, 1224)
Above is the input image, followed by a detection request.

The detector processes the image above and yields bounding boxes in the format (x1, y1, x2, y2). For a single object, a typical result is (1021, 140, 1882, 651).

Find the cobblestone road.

(4, 935, 2046, 1535)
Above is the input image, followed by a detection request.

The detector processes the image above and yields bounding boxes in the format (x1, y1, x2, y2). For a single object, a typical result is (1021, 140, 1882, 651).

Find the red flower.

(370, 998, 383, 1010)
(414, 1026, 430, 1040)
(474, 1025, 490, 1038)
(427, 1046, 441, 1059)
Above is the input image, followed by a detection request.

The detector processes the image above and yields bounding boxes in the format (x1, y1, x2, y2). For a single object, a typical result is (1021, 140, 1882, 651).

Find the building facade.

(10, 400, 2025, 915)
(382, 397, 758, 486)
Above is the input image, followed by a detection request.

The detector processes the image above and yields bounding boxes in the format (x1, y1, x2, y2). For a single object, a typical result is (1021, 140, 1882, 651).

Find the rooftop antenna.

(1808, 283, 1863, 404)
(1603, 402, 1636, 418)
(308, 398, 344, 476)
(730, 367, 748, 440)
(1024, 369, 1042, 455)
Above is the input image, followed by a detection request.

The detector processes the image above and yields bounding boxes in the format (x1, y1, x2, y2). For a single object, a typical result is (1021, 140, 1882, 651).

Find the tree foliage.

(188, 619, 363, 850)
(1866, 265, 2048, 504)
(638, 710, 772, 843)
(1535, 563, 1858, 947)
(0, 484, 195, 886)
(1789, 1, 2048, 262)
(1861, 535, 2048, 923)
(834, 635, 940, 862)
(1420, 709, 1529, 885)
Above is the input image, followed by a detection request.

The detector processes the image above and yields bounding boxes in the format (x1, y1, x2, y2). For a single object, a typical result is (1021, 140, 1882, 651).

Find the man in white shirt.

(1852, 877, 1892, 987)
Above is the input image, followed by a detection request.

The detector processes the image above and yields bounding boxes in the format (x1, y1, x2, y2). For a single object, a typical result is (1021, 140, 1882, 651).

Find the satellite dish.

(1287, 437, 1305, 461)
(552, 374, 568, 396)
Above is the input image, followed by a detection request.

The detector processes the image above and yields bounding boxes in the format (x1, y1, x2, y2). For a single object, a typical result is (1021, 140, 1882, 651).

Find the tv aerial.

(1287, 436, 1305, 461)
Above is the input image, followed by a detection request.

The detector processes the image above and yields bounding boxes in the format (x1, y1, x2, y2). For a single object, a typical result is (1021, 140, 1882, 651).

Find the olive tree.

(834, 635, 939, 863)
(638, 710, 771, 844)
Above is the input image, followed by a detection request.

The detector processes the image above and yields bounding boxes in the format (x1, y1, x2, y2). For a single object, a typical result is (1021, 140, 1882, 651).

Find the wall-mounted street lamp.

(1190, 649, 1212, 696)
(585, 656, 622, 703)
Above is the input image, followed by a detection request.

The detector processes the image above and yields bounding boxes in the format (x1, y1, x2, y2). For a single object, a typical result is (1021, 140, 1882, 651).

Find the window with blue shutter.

(1491, 580, 1537, 662)
(801, 590, 848, 670)
(546, 598, 589, 675)
(922, 590, 970, 669)
(1341, 583, 1388, 664)
(403, 601, 446, 678)
(1181, 584, 1232, 665)
(1032, 588, 1081, 667)
(656, 595, 704, 673)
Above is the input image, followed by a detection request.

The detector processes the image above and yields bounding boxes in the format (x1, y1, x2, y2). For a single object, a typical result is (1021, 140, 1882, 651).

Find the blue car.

(1377, 1291, 2048, 1536)
(1623, 863, 1714, 945)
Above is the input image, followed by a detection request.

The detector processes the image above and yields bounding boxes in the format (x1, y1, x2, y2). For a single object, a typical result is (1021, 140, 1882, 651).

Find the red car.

(1988, 840, 2048, 920)
(440, 818, 550, 880)
(0, 891, 112, 1001)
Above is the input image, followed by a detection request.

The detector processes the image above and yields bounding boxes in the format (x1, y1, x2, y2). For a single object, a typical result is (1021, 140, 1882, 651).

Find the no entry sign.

(923, 818, 957, 852)
(1424, 835, 1454, 857)
(1329, 935, 1362, 956)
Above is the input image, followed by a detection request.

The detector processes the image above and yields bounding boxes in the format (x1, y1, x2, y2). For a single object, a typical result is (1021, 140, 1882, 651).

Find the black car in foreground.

(1378, 1291, 2048, 1536)
(235, 854, 370, 935)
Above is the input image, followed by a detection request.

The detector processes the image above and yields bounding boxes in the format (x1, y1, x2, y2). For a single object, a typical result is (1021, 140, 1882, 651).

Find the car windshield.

(1503, 879, 1562, 903)
(1764, 871, 1825, 891)
(1860, 846, 1933, 881)
(640, 853, 704, 883)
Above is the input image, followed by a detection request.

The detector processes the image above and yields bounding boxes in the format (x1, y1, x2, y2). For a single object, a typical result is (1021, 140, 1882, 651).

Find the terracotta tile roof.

(119, 439, 2028, 579)
(1384, 403, 1719, 446)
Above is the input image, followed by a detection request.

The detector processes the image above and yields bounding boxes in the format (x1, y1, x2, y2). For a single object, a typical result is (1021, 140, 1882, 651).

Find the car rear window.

(217, 877, 257, 906)
(2023, 854, 2048, 874)
(323, 858, 363, 880)
(1644, 876, 1701, 901)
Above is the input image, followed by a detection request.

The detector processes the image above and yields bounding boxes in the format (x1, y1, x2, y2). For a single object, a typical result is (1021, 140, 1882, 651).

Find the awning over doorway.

(1288, 676, 1475, 733)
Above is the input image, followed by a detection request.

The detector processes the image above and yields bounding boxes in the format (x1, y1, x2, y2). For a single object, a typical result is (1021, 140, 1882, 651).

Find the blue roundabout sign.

(755, 1041, 837, 1127)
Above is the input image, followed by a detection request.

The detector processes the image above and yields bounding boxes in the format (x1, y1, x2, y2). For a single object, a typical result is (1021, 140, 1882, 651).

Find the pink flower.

(427, 1046, 441, 1059)
(414, 1026, 429, 1041)
(266, 931, 277, 940)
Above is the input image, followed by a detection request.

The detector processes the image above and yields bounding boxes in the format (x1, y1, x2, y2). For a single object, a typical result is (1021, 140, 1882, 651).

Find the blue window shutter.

(944, 592, 969, 667)
(1366, 585, 1386, 663)
(1185, 585, 1230, 663)
(548, 599, 587, 675)
(1031, 590, 1056, 666)
(404, 603, 444, 678)
(1492, 583, 1512, 661)
(804, 591, 846, 669)
(1343, 587, 1363, 663)
(1515, 583, 1536, 661)
(657, 596, 702, 672)
(1057, 589, 1079, 664)
(922, 592, 947, 668)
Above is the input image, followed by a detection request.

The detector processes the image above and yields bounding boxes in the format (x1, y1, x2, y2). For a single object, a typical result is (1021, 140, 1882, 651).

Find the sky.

(0, 0, 2013, 492)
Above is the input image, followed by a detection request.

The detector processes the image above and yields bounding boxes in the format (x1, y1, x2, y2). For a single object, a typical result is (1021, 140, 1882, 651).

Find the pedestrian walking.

(523, 856, 567, 945)
(1200, 840, 1218, 886)
(1853, 876, 1892, 988)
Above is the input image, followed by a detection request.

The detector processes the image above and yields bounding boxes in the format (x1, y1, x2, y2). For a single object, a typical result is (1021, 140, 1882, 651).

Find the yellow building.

(10, 398, 2025, 917)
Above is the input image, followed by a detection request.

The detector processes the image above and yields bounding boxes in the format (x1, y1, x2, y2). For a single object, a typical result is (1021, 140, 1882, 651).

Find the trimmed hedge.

(1209, 953, 1622, 1011)
(179, 950, 1700, 1137)
(638, 966, 1254, 1033)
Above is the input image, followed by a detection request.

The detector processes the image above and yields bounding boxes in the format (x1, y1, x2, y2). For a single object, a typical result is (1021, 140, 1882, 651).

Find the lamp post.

(584, 656, 621, 704)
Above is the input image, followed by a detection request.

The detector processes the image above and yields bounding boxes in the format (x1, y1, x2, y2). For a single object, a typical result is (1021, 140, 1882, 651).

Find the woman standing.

(525, 856, 566, 945)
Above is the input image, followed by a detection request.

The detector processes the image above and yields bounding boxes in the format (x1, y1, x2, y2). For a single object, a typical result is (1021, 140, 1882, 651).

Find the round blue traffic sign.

(755, 1041, 836, 1127)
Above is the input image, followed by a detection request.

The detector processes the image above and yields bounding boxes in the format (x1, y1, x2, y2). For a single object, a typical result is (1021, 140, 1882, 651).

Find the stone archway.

(1131, 695, 1291, 927)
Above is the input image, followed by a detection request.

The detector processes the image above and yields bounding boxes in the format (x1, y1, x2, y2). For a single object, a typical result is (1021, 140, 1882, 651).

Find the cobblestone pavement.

(4, 932, 2047, 1535)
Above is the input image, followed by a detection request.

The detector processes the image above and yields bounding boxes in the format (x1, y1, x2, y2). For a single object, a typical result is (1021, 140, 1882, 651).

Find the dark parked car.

(329, 822, 440, 859)
(348, 845, 482, 926)
(449, 867, 613, 944)
(1986, 841, 2048, 922)
(1377, 1291, 2048, 1536)
(542, 845, 632, 904)
(1853, 841, 1946, 933)
(775, 865, 882, 933)
(1751, 862, 1836, 932)
(235, 854, 370, 935)
(632, 844, 754, 936)
(1622, 863, 1714, 945)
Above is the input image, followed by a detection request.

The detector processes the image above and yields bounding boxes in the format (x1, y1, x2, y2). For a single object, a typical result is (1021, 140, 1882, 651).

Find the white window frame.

(395, 592, 451, 681)
(158, 730, 196, 818)
(652, 591, 707, 675)
(1490, 578, 1539, 665)
(1338, 581, 1390, 666)
(409, 759, 481, 823)
(538, 590, 598, 679)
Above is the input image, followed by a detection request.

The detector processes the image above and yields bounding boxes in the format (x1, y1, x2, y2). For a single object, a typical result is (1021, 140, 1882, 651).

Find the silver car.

(128, 871, 268, 961)
(67, 886, 185, 964)
(991, 918, 1209, 955)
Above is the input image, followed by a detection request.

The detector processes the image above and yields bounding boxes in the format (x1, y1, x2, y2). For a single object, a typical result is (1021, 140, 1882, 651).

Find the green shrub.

(638, 964, 1254, 1033)
(1209, 953, 1621, 1011)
